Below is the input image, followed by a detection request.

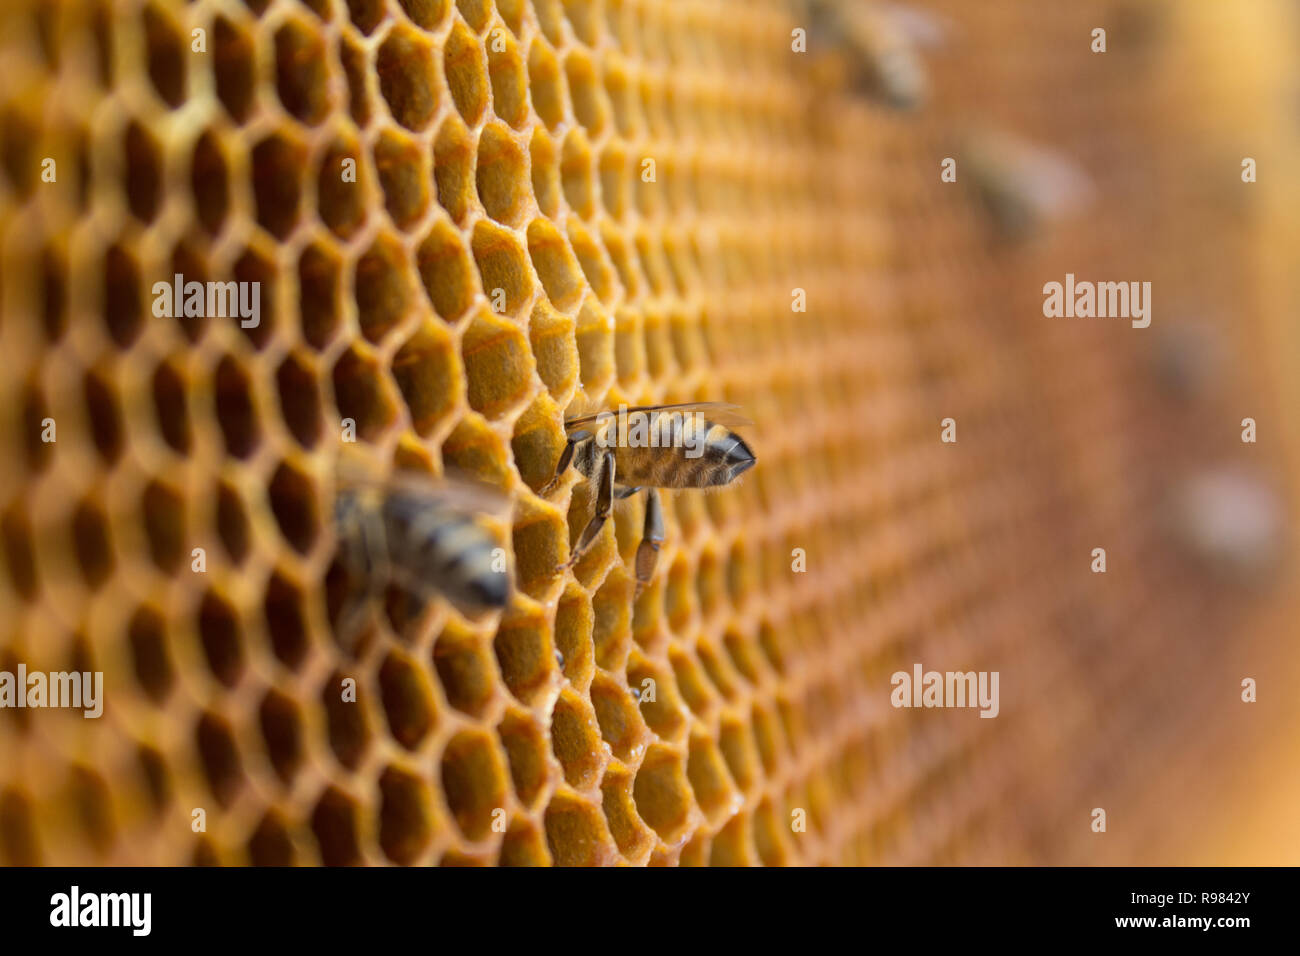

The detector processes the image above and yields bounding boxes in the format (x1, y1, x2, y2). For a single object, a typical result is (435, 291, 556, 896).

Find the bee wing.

(834, 3, 948, 49)
(564, 402, 754, 432)
(1018, 146, 1094, 219)
(876, 3, 951, 49)
(336, 459, 511, 517)
(424, 472, 513, 516)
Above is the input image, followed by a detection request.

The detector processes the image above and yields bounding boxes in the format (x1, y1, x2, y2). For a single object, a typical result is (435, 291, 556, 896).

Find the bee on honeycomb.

(541, 403, 757, 594)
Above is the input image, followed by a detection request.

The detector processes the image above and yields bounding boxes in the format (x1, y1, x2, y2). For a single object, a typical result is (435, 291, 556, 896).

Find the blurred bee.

(334, 468, 511, 634)
(1149, 319, 1222, 402)
(805, 0, 948, 111)
(961, 129, 1094, 240)
(540, 403, 757, 594)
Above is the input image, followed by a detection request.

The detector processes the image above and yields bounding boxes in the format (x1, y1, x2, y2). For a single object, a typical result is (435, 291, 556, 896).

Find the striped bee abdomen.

(380, 491, 508, 612)
(609, 416, 757, 488)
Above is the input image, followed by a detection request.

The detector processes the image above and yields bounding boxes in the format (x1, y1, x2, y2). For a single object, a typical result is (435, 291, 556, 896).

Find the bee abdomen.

(597, 414, 756, 488)
(382, 494, 508, 611)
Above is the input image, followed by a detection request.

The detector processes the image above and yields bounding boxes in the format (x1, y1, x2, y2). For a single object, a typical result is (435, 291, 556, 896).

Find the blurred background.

(0, 0, 1296, 865)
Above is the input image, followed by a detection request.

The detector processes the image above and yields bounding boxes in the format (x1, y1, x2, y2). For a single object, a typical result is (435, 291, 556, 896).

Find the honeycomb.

(0, 0, 1297, 866)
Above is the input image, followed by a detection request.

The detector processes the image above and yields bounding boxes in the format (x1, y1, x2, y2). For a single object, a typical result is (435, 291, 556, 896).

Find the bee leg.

(540, 430, 591, 497)
(333, 499, 387, 647)
(386, 571, 431, 633)
(614, 486, 642, 499)
(634, 488, 664, 598)
(335, 589, 373, 649)
(334, 559, 391, 649)
(557, 448, 614, 572)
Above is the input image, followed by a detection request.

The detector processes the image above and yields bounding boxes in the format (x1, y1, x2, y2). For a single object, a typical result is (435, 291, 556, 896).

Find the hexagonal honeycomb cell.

(0, 0, 1298, 871)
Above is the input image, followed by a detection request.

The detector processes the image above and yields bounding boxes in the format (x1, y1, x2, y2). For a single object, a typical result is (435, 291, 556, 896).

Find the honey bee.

(805, 0, 947, 111)
(961, 129, 1094, 240)
(539, 403, 757, 594)
(1149, 319, 1221, 401)
(334, 469, 510, 632)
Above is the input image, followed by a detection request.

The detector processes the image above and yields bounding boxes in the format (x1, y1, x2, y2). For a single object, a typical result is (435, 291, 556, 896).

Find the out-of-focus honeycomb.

(0, 0, 1296, 866)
